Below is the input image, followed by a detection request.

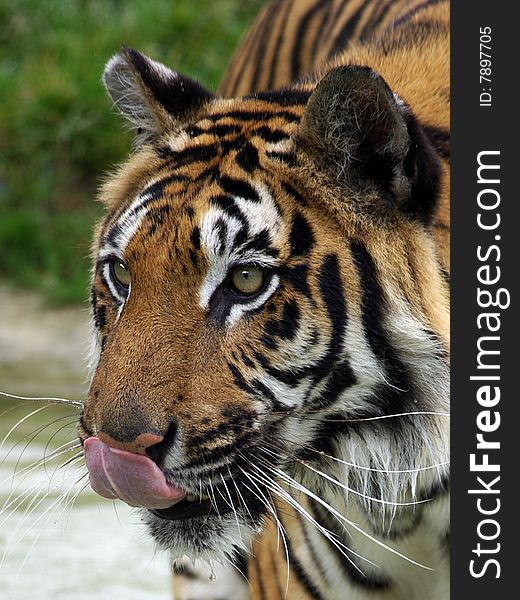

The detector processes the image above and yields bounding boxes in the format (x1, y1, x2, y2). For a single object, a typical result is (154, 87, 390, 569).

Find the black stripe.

(220, 176, 261, 202)
(253, 254, 349, 390)
(210, 194, 248, 228)
(206, 124, 241, 137)
(260, 334, 278, 349)
(214, 218, 228, 255)
(233, 548, 248, 579)
(250, 1, 281, 92)
(228, 361, 256, 396)
(190, 226, 200, 251)
(236, 142, 260, 173)
(291, 0, 331, 80)
(105, 222, 123, 246)
(252, 550, 268, 600)
(359, 0, 393, 40)
(267, 0, 294, 90)
(266, 299, 300, 340)
(289, 212, 315, 257)
(91, 290, 107, 330)
(269, 544, 285, 600)
(208, 286, 233, 325)
(284, 262, 311, 298)
(240, 348, 255, 369)
(350, 242, 418, 414)
(295, 509, 331, 587)
(281, 181, 308, 206)
(266, 150, 298, 167)
(315, 253, 348, 377)
(393, 0, 447, 28)
(162, 143, 217, 167)
(185, 431, 260, 467)
(139, 173, 186, 201)
(239, 229, 271, 254)
(253, 126, 290, 143)
(251, 377, 280, 409)
(328, 0, 372, 58)
(233, 225, 250, 250)
(310, 499, 392, 590)
(283, 522, 328, 600)
(355, 0, 385, 40)
(225, 2, 272, 96)
(210, 109, 301, 124)
(310, 0, 335, 64)
(145, 204, 171, 237)
(310, 360, 356, 410)
(187, 406, 255, 449)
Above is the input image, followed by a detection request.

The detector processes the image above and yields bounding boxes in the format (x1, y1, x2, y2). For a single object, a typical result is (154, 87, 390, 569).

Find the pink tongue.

(84, 437, 185, 509)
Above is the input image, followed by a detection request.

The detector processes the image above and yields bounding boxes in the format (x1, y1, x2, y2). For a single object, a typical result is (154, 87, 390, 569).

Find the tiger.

(80, 0, 450, 599)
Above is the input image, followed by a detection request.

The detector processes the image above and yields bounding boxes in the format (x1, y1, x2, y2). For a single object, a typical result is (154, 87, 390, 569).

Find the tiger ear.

(103, 46, 214, 146)
(297, 66, 440, 223)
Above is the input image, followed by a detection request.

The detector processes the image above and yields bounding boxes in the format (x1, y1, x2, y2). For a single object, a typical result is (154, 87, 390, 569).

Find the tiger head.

(80, 48, 449, 561)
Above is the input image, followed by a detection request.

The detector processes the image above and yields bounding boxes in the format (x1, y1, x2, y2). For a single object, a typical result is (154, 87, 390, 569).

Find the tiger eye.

(111, 260, 131, 288)
(231, 266, 264, 295)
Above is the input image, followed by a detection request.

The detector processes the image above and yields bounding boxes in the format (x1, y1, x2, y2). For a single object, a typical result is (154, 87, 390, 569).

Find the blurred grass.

(0, 0, 263, 304)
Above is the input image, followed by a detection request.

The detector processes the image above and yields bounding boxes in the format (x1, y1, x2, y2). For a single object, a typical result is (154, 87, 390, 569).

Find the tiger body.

(81, 1, 450, 599)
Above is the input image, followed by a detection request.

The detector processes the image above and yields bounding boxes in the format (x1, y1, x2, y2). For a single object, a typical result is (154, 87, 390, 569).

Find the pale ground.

(0, 284, 171, 600)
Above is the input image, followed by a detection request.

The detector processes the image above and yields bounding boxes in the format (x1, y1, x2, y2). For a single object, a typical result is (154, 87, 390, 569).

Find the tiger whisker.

(261, 434, 449, 474)
(55, 476, 90, 534)
(0, 452, 84, 522)
(0, 404, 64, 455)
(304, 447, 450, 474)
(219, 473, 243, 548)
(244, 458, 375, 579)
(6, 471, 86, 573)
(1, 471, 76, 564)
(260, 446, 430, 508)
(41, 420, 82, 482)
(270, 464, 434, 571)
(207, 480, 221, 518)
(11, 415, 79, 472)
(0, 442, 82, 489)
(0, 391, 83, 407)
(0, 449, 80, 518)
(228, 466, 254, 528)
(238, 467, 291, 595)
(269, 408, 450, 421)
(2, 414, 79, 474)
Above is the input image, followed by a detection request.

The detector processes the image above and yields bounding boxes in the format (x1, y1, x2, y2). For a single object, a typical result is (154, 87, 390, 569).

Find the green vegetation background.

(0, 0, 263, 304)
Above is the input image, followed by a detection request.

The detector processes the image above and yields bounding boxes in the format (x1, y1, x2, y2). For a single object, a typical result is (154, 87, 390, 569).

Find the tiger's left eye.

(110, 260, 131, 288)
(230, 265, 264, 295)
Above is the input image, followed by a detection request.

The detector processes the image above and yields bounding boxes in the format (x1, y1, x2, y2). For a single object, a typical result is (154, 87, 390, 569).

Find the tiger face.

(81, 48, 449, 561)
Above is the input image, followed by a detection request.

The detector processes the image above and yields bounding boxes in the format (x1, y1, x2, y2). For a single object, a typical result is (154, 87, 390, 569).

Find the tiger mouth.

(151, 494, 231, 521)
(84, 435, 265, 522)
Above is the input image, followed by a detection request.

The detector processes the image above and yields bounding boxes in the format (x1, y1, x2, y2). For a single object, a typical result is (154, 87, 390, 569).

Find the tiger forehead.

(98, 161, 300, 272)
(97, 94, 308, 214)
(158, 96, 307, 156)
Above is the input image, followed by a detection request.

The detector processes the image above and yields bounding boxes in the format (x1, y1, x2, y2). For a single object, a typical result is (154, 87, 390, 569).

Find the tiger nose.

(97, 431, 165, 455)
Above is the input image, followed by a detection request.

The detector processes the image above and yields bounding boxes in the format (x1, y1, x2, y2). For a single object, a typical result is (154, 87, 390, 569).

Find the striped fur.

(82, 1, 450, 599)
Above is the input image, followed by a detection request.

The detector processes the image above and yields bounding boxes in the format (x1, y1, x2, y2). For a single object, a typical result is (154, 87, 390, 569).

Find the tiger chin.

(80, 0, 450, 597)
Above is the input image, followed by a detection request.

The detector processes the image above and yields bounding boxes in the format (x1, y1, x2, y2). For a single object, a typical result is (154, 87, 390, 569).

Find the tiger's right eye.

(229, 265, 265, 296)
(110, 260, 131, 289)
